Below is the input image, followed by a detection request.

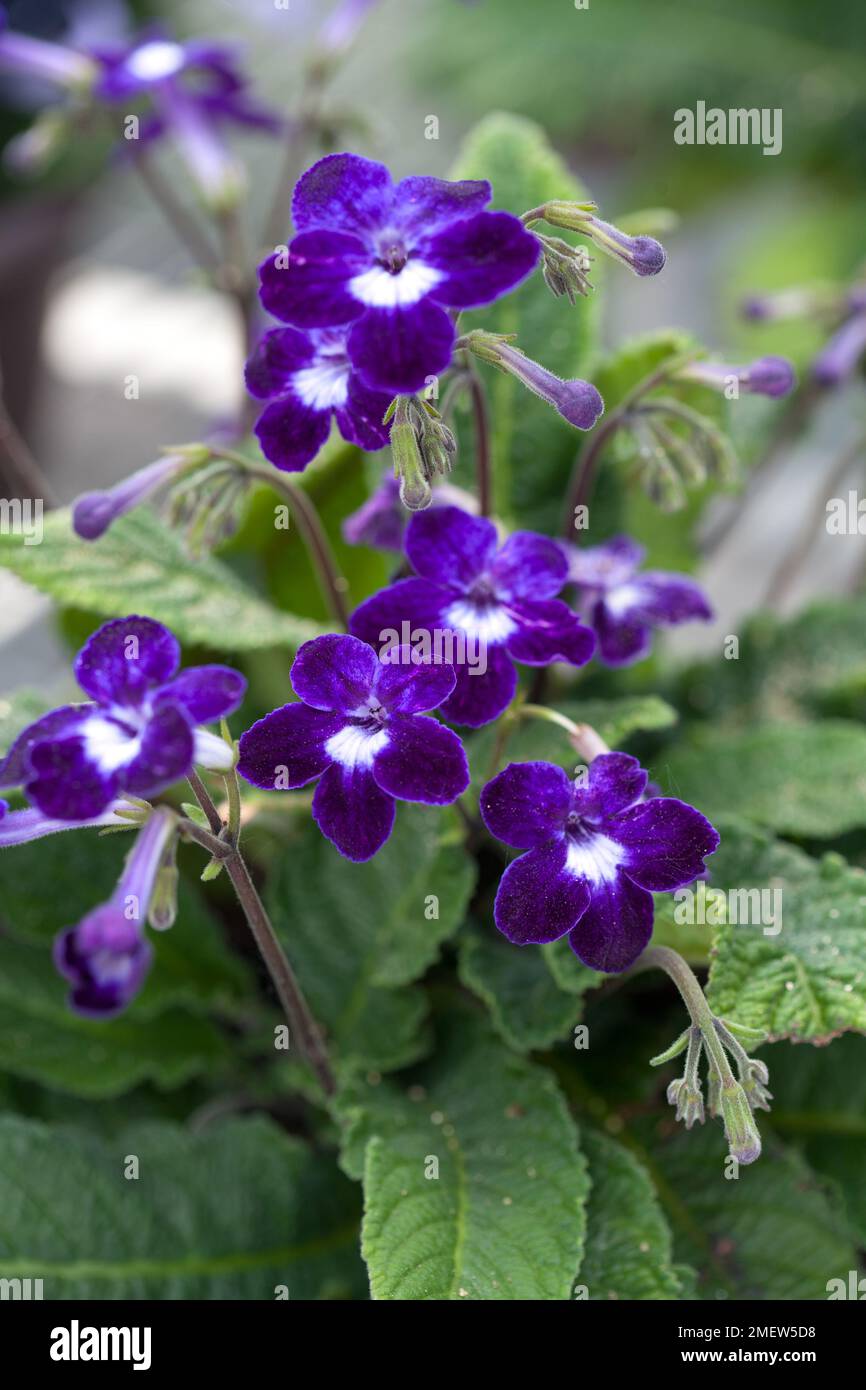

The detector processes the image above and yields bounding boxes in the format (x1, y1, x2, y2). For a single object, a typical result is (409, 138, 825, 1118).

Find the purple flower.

(237, 633, 469, 861)
(245, 325, 392, 473)
(0, 616, 246, 820)
(562, 534, 712, 666)
(258, 152, 540, 395)
(73, 451, 192, 539)
(54, 805, 177, 1017)
(350, 506, 596, 728)
(679, 355, 796, 399)
(480, 754, 719, 972)
(812, 312, 866, 387)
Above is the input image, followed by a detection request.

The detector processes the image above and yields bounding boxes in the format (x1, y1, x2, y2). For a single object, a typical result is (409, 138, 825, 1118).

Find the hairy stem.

(466, 359, 492, 517)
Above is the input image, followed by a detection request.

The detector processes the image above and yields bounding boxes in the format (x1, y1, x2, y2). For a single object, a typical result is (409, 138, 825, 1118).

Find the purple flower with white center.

(342, 472, 478, 553)
(237, 633, 469, 862)
(0, 616, 246, 820)
(349, 506, 596, 728)
(54, 805, 177, 1017)
(562, 534, 713, 667)
(678, 355, 796, 399)
(480, 754, 719, 973)
(73, 451, 193, 540)
(258, 152, 540, 395)
(245, 324, 392, 473)
(812, 311, 866, 387)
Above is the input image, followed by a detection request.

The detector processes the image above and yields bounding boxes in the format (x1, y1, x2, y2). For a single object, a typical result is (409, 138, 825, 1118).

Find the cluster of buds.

(386, 395, 457, 511)
(653, 1013, 770, 1165)
(628, 394, 739, 511)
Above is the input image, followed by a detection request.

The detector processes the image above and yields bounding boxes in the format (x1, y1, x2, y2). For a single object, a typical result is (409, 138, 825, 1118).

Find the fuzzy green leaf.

(457, 922, 584, 1051)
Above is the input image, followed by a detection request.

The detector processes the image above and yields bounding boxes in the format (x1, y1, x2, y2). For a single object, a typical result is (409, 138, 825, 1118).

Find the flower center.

(381, 244, 409, 275)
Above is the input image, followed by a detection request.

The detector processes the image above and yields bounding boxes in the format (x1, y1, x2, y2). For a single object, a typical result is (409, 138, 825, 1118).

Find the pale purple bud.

(584, 215, 666, 277)
(0, 25, 96, 90)
(680, 355, 796, 399)
(494, 343, 604, 429)
(812, 313, 866, 387)
(73, 453, 190, 540)
(0, 800, 133, 847)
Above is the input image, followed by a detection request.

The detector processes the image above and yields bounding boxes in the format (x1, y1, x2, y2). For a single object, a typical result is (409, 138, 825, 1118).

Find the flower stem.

(629, 945, 736, 1087)
(216, 449, 351, 628)
(130, 147, 221, 274)
(465, 358, 492, 517)
(517, 705, 610, 762)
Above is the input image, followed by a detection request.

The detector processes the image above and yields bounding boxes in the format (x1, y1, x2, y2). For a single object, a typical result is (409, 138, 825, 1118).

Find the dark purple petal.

(237, 703, 343, 789)
(405, 505, 498, 590)
(572, 752, 647, 820)
(342, 475, 405, 552)
(615, 573, 714, 627)
(489, 531, 568, 602)
(424, 210, 540, 309)
(258, 232, 366, 329)
(292, 152, 393, 238)
(480, 760, 572, 849)
(592, 600, 654, 667)
(350, 577, 450, 651)
(371, 714, 468, 804)
(254, 393, 332, 472)
(393, 175, 491, 237)
(347, 300, 455, 395)
(334, 374, 392, 452)
(373, 647, 457, 713)
(74, 616, 180, 708)
(245, 327, 315, 399)
(25, 738, 121, 821)
(55, 908, 152, 1019)
(312, 761, 395, 861)
(123, 703, 195, 797)
(493, 836, 590, 945)
(290, 633, 379, 712)
(439, 646, 518, 728)
(564, 534, 644, 589)
(505, 599, 596, 667)
(568, 872, 654, 972)
(156, 665, 246, 724)
(0, 704, 92, 790)
(609, 797, 720, 892)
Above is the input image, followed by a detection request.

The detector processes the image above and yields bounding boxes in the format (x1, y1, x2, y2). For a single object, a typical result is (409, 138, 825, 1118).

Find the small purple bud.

(0, 22, 96, 90)
(73, 453, 190, 540)
(744, 354, 797, 397)
(812, 313, 866, 387)
(494, 343, 604, 430)
(585, 216, 666, 277)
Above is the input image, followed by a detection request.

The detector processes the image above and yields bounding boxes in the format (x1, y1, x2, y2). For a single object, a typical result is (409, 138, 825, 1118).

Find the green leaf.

(705, 818, 866, 1043)
(578, 1130, 683, 1300)
(457, 922, 584, 1051)
(0, 507, 324, 651)
(470, 693, 677, 792)
(0, 1116, 365, 1298)
(643, 1121, 859, 1300)
(0, 937, 230, 1098)
(266, 806, 475, 1073)
(768, 1034, 866, 1247)
(339, 1009, 588, 1300)
(661, 720, 866, 837)
(450, 113, 600, 530)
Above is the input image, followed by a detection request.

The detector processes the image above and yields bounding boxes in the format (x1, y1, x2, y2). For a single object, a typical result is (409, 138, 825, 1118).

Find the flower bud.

(390, 417, 432, 511)
(720, 1079, 762, 1164)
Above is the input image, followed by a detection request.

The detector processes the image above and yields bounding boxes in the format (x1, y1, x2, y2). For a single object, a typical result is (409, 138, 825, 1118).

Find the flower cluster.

(350, 504, 596, 726)
(0, 616, 245, 819)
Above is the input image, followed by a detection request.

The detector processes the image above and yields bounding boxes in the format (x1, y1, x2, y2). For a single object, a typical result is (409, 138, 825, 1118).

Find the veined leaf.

(457, 921, 585, 1051)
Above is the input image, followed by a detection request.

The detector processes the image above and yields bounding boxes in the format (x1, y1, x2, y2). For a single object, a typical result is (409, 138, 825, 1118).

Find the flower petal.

(347, 300, 455, 395)
(493, 836, 590, 945)
(350, 576, 450, 652)
(245, 326, 315, 399)
(123, 702, 195, 796)
(608, 797, 720, 892)
(374, 647, 456, 713)
(74, 616, 180, 707)
(292, 152, 393, 237)
(490, 531, 568, 602)
(564, 534, 644, 588)
(393, 175, 491, 236)
(439, 646, 518, 728)
(253, 393, 332, 472)
(620, 572, 714, 627)
(25, 738, 121, 820)
(158, 665, 246, 723)
(334, 374, 392, 452)
(0, 704, 93, 790)
(258, 231, 367, 328)
(55, 909, 152, 1019)
(505, 599, 596, 667)
(290, 633, 379, 712)
(480, 760, 572, 849)
(237, 703, 343, 789)
(568, 871, 654, 973)
(424, 210, 540, 309)
(592, 600, 654, 667)
(312, 761, 395, 861)
(372, 713, 468, 804)
(405, 505, 498, 590)
(572, 752, 647, 819)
